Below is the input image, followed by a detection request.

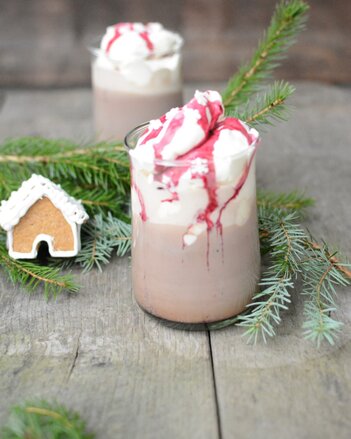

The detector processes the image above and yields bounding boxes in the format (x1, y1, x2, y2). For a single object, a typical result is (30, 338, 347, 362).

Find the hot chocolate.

(126, 90, 260, 324)
(92, 22, 183, 141)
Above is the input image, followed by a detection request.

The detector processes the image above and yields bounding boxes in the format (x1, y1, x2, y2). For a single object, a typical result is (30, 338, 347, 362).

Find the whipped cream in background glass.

(91, 22, 183, 140)
(125, 90, 261, 324)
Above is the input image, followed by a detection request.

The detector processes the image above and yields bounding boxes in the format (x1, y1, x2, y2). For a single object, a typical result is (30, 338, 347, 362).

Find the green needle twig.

(222, 0, 309, 111)
(1, 400, 94, 439)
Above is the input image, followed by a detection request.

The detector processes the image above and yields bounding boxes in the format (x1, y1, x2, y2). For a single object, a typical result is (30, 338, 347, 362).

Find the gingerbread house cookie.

(0, 174, 89, 259)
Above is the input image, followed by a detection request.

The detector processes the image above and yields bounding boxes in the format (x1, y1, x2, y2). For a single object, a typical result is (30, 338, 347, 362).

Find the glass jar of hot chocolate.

(125, 90, 261, 325)
(91, 22, 183, 141)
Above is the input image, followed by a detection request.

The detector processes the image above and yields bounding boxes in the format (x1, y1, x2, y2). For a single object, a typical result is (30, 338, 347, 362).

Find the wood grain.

(0, 259, 219, 438)
(0, 83, 350, 438)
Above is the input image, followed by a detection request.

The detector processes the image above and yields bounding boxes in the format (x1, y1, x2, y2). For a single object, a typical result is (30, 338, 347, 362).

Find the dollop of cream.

(95, 22, 183, 86)
(129, 90, 259, 245)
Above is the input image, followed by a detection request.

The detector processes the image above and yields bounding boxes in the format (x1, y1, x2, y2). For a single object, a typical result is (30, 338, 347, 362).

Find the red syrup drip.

(139, 114, 167, 148)
(106, 23, 134, 53)
(170, 120, 257, 268)
(139, 30, 154, 51)
(131, 172, 148, 221)
(216, 146, 258, 233)
(134, 90, 258, 267)
(105, 23, 154, 54)
(153, 112, 185, 161)
(186, 94, 223, 134)
(150, 92, 223, 164)
(133, 183, 148, 221)
(148, 93, 224, 195)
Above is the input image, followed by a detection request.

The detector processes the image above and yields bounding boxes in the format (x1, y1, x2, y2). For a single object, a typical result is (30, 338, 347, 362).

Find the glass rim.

(87, 35, 103, 56)
(124, 122, 260, 167)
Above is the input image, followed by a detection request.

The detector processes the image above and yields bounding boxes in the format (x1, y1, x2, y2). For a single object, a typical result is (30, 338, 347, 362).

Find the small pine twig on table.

(238, 205, 350, 344)
(237, 209, 307, 341)
(301, 241, 350, 346)
(1, 400, 94, 439)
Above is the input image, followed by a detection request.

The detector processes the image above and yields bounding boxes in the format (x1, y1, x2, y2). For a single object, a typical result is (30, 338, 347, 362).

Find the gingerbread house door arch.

(0, 175, 89, 259)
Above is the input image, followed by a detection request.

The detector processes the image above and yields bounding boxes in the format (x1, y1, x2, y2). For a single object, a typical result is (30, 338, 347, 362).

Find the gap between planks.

(207, 330, 223, 439)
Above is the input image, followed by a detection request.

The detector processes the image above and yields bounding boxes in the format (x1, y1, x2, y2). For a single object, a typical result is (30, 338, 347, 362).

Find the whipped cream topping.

(95, 22, 183, 86)
(129, 90, 259, 246)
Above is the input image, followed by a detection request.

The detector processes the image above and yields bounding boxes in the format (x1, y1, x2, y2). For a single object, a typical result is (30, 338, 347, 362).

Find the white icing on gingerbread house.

(0, 174, 89, 259)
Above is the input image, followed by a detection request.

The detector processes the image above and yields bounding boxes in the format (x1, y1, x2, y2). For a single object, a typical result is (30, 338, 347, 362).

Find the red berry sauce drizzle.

(133, 92, 258, 265)
(105, 23, 154, 54)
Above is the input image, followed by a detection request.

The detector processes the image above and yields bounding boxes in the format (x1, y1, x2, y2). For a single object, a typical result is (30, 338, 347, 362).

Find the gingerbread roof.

(0, 174, 89, 231)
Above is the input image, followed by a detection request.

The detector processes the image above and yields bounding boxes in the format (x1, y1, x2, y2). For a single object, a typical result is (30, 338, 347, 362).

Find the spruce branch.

(239, 205, 349, 345)
(1, 400, 94, 439)
(238, 209, 307, 341)
(301, 241, 350, 346)
(74, 213, 132, 272)
(0, 137, 130, 218)
(239, 269, 293, 343)
(308, 241, 351, 280)
(0, 239, 79, 298)
(234, 81, 296, 127)
(257, 189, 314, 211)
(222, 0, 309, 111)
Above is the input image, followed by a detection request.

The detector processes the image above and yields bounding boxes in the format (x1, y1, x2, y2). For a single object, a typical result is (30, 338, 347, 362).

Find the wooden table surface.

(0, 83, 350, 439)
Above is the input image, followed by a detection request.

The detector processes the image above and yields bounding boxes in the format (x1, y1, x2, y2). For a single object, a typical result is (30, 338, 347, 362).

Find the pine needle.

(257, 189, 314, 211)
(74, 213, 132, 272)
(302, 241, 350, 346)
(238, 206, 349, 345)
(0, 239, 79, 299)
(222, 0, 309, 111)
(1, 400, 94, 439)
(238, 209, 307, 341)
(233, 81, 296, 128)
(0, 137, 130, 218)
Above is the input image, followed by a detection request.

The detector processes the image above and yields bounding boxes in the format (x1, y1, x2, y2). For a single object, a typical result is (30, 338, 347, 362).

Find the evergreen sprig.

(238, 209, 307, 341)
(238, 205, 350, 344)
(302, 242, 349, 346)
(222, 0, 309, 111)
(0, 137, 130, 218)
(257, 189, 314, 211)
(51, 214, 132, 272)
(1, 400, 94, 439)
(237, 81, 296, 128)
(0, 238, 79, 298)
(75, 213, 132, 272)
(239, 268, 293, 343)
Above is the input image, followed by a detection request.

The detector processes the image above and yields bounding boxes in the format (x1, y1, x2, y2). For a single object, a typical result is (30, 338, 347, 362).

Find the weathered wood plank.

(210, 83, 351, 439)
(0, 259, 219, 438)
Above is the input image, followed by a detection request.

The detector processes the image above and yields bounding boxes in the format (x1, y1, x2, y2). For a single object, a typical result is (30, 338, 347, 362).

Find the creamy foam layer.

(94, 22, 183, 87)
(131, 159, 256, 226)
(129, 90, 259, 245)
(92, 56, 182, 93)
